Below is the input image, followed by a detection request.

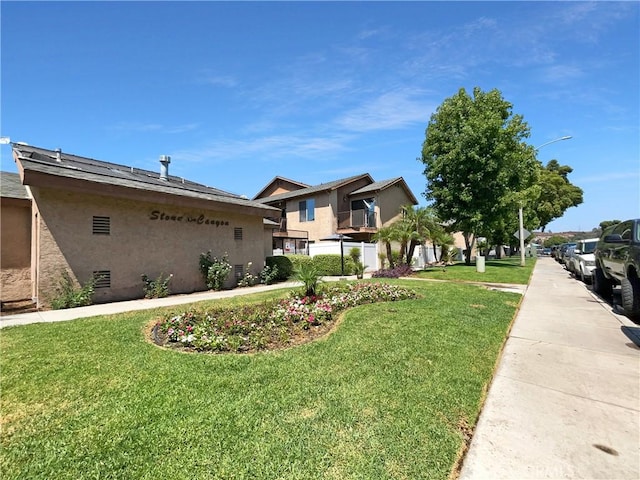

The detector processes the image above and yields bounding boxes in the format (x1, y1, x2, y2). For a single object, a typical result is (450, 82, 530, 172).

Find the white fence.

(308, 241, 379, 272)
(275, 242, 445, 271)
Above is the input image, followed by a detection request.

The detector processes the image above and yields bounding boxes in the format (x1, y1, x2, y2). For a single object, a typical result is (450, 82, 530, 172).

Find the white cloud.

(108, 122, 199, 134)
(574, 171, 640, 184)
(171, 132, 354, 164)
(197, 71, 238, 88)
(336, 89, 435, 132)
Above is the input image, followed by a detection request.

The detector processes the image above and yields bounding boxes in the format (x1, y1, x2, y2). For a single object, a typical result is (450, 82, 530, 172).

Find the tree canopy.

(532, 160, 583, 232)
(420, 87, 538, 264)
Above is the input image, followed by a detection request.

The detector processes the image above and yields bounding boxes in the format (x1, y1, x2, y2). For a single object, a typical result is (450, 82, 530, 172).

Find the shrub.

(237, 263, 258, 288)
(141, 273, 173, 299)
(371, 264, 414, 278)
(312, 254, 355, 276)
(286, 254, 313, 272)
(295, 262, 322, 297)
(348, 247, 361, 264)
(390, 250, 402, 267)
(259, 265, 279, 285)
(199, 251, 232, 290)
(49, 270, 96, 309)
(266, 256, 294, 281)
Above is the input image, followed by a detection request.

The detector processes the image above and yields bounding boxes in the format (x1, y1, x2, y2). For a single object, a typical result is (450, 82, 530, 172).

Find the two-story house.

(254, 174, 418, 254)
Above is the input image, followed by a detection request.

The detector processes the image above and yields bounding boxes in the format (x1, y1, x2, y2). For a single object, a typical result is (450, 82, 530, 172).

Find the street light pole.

(519, 135, 573, 266)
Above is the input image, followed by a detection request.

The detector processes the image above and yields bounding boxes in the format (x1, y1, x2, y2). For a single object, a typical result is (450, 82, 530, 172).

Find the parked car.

(569, 238, 598, 283)
(593, 219, 640, 321)
(561, 243, 576, 272)
(541, 247, 552, 256)
(556, 242, 576, 264)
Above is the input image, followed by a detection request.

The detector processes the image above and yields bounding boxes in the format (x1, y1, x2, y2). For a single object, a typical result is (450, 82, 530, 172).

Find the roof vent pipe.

(159, 155, 171, 180)
(55, 148, 62, 162)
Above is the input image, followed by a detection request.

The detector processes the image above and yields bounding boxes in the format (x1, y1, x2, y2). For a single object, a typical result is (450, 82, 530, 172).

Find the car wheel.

(580, 267, 586, 283)
(593, 267, 612, 299)
(621, 277, 640, 321)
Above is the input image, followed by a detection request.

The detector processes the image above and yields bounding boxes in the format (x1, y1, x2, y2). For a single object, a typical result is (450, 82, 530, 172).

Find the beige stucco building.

(4, 145, 279, 308)
(254, 174, 419, 253)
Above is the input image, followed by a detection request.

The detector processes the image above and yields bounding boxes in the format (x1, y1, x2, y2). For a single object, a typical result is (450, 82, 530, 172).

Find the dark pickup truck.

(593, 219, 640, 321)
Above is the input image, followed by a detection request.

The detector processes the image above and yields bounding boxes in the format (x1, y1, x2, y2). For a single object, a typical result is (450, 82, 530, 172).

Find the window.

(350, 198, 375, 227)
(299, 199, 315, 222)
(234, 227, 243, 240)
(614, 221, 633, 241)
(93, 270, 111, 288)
(93, 216, 110, 235)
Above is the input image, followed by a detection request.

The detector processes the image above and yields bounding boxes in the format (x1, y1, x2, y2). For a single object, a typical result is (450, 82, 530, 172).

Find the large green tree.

(421, 87, 539, 264)
(533, 160, 583, 232)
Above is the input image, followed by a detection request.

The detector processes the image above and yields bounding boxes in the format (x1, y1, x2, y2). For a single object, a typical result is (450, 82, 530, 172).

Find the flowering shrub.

(199, 251, 232, 290)
(141, 273, 173, 298)
(237, 263, 258, 287)
(371, 265, 415, 278)
(154, 282, 417, 353)
(259, 264, 279, 285)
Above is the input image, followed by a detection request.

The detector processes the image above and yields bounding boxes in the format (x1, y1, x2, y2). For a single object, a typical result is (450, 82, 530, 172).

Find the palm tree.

(372, 226, 396, 268)
(400, 205, 438, 265)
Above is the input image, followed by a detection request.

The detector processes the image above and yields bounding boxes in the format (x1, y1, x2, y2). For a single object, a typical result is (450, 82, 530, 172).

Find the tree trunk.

(463, 232, 475, 266)
(406, 241, 419, 266)
(386, 242, 394, 269)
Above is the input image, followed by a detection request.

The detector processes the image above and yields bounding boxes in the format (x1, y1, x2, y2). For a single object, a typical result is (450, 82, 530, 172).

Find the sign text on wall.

(149, 210, 229, 227)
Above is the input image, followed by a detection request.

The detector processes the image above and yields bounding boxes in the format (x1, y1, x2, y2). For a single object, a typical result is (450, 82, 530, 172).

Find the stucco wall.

(378, 184, 413, 226)
(285, 191, 335, 242)
(0, 200, 32, 301)
(31, 187, 267, 306)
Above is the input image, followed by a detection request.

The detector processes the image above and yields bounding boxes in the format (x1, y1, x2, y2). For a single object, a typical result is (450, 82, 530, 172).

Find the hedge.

(286, 254, 314, 272)
(266, 256, 294, 281)
(312, 254, 355, 276)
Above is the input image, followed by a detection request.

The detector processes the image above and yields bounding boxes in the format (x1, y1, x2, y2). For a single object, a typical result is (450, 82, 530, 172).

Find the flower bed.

(153, 282, 417, 353)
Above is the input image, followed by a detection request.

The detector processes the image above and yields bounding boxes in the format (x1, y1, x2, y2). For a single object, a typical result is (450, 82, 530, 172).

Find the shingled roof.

(12, 144, 279, 216)
(0, 172, 30, 200)
(350, 177, 418, 204)
(254, 174, 373, 203)
(254, 173, 418, 205)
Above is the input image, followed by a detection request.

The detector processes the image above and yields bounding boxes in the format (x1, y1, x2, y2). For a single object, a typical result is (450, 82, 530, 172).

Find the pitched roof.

(255, 174, 373, 203)
(12, 144, 279, 215)
(0, 171, 30, 200)
(350, 177, 418, 204)
(252, 176, 311, 200)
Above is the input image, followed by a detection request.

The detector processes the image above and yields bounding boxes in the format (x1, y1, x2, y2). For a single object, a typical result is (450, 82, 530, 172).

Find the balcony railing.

(337, 209, 377, 230)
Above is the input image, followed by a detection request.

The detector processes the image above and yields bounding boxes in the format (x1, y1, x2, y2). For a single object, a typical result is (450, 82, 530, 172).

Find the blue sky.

(1, 1, 638, 233)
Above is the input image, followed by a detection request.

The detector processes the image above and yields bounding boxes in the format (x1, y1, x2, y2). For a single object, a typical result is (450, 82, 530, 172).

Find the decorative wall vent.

(234, 264, 243, 280)
(93, 216, 111, 235)
(234, 227, 243, 240)
(93, 270, 111, 288)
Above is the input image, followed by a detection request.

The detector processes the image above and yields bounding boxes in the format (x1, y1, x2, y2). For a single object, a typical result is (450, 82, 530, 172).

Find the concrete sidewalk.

(460, 257, 640, 479)
(0, 281, 301, 329)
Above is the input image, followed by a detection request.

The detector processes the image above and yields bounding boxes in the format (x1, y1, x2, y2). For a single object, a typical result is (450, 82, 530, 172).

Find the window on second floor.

(299, 199, 315, 222)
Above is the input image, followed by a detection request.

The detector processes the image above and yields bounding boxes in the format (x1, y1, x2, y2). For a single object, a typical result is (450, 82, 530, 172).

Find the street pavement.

(460, 256, 640, 480)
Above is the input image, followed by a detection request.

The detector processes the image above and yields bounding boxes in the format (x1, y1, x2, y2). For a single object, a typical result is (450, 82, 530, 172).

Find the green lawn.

(414, 256, 536, 285)
(1, 280, 521, 479)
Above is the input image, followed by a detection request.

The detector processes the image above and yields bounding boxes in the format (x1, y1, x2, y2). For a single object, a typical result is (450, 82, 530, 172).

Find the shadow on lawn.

(436, 258, 526, 269)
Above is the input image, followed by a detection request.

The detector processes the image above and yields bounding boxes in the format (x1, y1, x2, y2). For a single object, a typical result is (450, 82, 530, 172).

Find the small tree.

(373, 226, 396, 268)
(296, 263, 321, 297)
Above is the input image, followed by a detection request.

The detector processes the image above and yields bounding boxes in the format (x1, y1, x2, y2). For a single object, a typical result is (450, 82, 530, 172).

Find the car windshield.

(583, 241, 597, 254)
